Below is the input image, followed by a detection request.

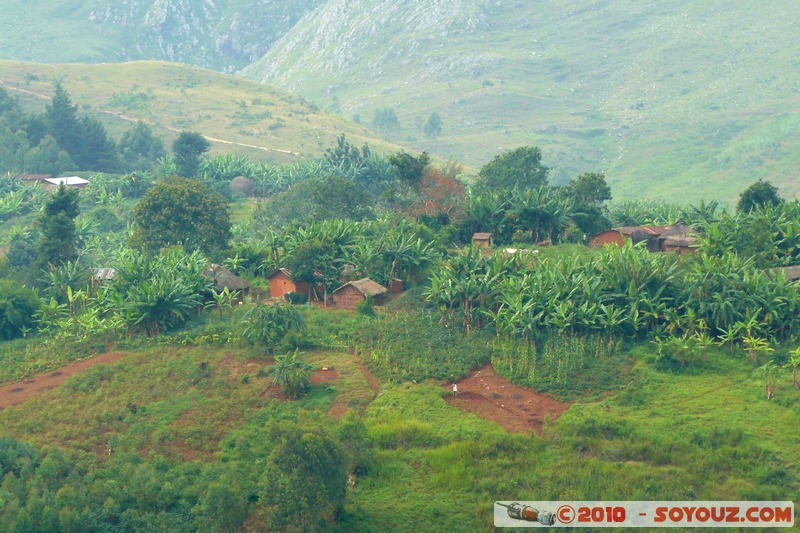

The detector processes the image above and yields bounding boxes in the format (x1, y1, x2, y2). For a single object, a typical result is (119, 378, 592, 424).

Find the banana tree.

(754, 361, 780, 400)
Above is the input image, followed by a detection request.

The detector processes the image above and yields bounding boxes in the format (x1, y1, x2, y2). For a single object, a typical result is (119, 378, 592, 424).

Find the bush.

(355, 295, 376, 316)
(0, 280, 38, 340)
(284, 291, 308, 304)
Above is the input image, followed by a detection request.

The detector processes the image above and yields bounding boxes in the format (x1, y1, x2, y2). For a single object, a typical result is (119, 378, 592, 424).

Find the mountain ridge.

(1, 1, 799, 202)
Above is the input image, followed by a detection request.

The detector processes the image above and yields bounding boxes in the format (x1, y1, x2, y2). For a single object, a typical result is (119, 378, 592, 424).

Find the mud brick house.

(332, 278, 388, 310)
(268, 268, 309, 299)
(472, 232, 493, 248)
(658, 223, 698, 254)
(590, 224, 697, 253)
(590, 225, 671, 251)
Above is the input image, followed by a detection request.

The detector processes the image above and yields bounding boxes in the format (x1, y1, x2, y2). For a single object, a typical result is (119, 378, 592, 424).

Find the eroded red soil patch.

(443, 364, 571, 434)
(311, 367, 339, 385)
(0, 351, 131, 410)
(260, 367, 340, 400)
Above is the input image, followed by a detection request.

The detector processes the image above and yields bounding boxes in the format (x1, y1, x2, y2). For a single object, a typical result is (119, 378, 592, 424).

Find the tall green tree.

(44, 82, 81, 161)
(173, 131, 210, 178)
(563, 172, 612, 206)
(38, 184, 80, 269)
(260, 422, 348, 532)
(131, 177, 230, 255)
(389, 151, 430, 187)
(23, 135, 74, 174)
(563, 172, 613, 238)
(119, 121, 167, 172)
(74, 116, 120, 172)
(737, 179, 783, 213)
(424, 112, 442, 138)
(372, 107, 400, 134)
(475, 146, 549, 191)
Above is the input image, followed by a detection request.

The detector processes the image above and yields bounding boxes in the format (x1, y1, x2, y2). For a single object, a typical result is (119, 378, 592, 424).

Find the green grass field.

(1, 329, 796, 530)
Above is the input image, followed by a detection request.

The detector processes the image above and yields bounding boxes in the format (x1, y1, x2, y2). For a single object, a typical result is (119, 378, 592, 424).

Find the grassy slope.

(244, 0, 800, 203)
(0, 60, 405, 165)
(1, 334, 797, 530)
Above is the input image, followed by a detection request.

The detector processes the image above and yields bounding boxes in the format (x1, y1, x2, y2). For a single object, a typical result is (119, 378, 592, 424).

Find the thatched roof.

(472, 232, 493, 240)
(771, 265, 800, 281)
(333, 278, 388, 296)
(660, 223, 695, 238)
(615, 225, 673, 237)
(203, 264, 251, 291)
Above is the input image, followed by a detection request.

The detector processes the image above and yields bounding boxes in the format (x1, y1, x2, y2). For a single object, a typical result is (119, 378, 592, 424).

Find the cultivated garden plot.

(443, 364, 571, 434)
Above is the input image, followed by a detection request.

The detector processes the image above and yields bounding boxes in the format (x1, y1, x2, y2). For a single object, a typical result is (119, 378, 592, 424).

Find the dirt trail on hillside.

(0, 80, 300, 157)
(0, 352, 131, 410)
(444, 364, 571, 434)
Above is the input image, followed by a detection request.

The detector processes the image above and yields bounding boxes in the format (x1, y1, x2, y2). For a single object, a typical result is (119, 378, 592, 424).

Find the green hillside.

(242, 0, 800, 203)
(0, 60, 403, 164)
(1, 1, 799, 202)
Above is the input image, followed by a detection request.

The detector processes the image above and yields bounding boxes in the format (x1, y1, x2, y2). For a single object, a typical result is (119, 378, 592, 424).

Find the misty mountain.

(1, 0, 799, 201)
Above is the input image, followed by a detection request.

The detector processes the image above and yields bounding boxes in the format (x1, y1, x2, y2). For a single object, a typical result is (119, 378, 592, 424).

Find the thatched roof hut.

(202, 264, 251, 292)
(332, 278, 388, 309)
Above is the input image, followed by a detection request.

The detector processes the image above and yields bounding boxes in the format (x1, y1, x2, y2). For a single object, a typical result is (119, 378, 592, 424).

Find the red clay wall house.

(590, 226, 672, 249)
(589, 230, 628, 247)
(268, 269, 309, 299)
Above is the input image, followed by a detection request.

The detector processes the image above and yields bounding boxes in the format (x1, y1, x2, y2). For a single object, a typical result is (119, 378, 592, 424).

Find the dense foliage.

(0, 280, 38, 340)
(131, 177, 231, 256)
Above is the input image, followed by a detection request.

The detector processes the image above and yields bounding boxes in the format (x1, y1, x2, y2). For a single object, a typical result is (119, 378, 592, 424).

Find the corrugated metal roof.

(333, 278, 388, 296)
(45, 176, 89, 186)
(615, 226, 672, 236)
(268, 268, 292, 279)
(93, 268, 116, 281)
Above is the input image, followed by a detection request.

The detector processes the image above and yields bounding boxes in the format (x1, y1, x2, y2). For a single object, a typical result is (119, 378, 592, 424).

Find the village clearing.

(0, 347, 567, 435)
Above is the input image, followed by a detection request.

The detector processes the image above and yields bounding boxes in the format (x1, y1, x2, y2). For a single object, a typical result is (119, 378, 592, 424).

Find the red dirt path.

(443, 364, 571, 434)
(0, 351, 131, 410)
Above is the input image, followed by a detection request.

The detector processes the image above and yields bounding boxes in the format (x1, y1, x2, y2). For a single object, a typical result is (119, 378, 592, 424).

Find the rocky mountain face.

(0, 0, 322, 71)
(2, 0, 799, 201)
(242, 0, 502, 88)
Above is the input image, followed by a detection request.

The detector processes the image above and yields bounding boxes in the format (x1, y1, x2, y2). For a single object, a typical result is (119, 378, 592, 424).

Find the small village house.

(42, 176, 90, 191)
(590, 224, 697, 253)
(268, 268, 310, 299)
(202, 264, 251, 303)
(590, 226, 671, 249)
(472, 232, 493, 248)
(332, 278, 388, 310)
(658, 223, 698, 254)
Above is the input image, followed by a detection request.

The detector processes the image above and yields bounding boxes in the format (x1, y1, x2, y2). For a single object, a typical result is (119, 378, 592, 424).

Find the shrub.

(284, 291, 308, 305)
(355, 295, 375, 316)
(0, 280, 38, 340)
